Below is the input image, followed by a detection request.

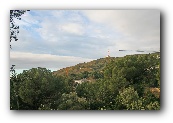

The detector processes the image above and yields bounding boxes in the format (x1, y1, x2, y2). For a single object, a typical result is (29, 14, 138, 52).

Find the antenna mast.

(108, 49, 110, 57)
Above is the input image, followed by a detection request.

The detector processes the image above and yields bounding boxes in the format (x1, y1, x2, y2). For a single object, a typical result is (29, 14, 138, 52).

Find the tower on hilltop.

(107, 49, 110, 57)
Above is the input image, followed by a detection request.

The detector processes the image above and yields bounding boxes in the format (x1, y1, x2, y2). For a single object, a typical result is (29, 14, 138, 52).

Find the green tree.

(142, 89, 160, 110)
(146, 101, 160, 110)
(116, 86, 144, 110)
(17, 68, 65, 109)
(91, 71, 104, 79)
(57, 92, 89, 110)
(82, 71, 89, 78)
(10, 73, 32, 110)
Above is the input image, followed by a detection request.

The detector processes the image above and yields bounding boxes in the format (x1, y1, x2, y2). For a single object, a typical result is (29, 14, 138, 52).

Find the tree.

(57, 92, 89, 110)
(10, 10, 30, 48)
(105, 54, 159, 97)
(146, 101, 160, 110)
(17, 68, 65, 109)
(92, 77, 129, 110)
(91, 71, 104, 79)
(82, 71, 89, 78)
(116, 86, 144, 110)
(10, 73, 32, 110)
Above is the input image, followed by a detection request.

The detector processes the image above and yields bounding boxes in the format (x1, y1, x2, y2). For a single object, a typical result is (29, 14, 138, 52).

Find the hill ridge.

(53, 57, 116, 77)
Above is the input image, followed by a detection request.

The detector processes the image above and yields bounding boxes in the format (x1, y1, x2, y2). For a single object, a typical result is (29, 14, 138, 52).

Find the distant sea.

(11, 68, 59, 75)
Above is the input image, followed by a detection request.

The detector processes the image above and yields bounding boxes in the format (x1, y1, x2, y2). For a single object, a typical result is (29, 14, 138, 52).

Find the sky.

(10, 10, 160, 73)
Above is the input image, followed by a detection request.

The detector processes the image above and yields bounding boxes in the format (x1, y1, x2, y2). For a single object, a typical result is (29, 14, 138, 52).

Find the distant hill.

(52, 57, 116, 77)
(52, 52, 160, 78)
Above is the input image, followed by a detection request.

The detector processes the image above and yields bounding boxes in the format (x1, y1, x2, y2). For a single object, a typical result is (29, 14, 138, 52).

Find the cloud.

(82, 10, 114, 24)
(60, 23, 84, 35)
(83, 10, 160, 51)
(10, 51, 93, 69)
(12, 10, 115, 58)
(10, 10, 160, 71)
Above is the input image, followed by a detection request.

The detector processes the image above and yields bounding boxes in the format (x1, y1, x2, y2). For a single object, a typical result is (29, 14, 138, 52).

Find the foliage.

(91, 71, 104, 79)
(57, 92, 89, 110)
(53, 57, 115, 77)
(10, 10, 29, 48)
(10, 73, 33, 110)
(116, 86, 144, 110)
(146, 101, 160, 110)
(11, 68, 67, 109)
(10, 53, 160, 110)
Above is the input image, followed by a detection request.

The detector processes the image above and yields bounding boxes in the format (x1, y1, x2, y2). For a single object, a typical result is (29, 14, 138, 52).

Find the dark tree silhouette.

(10, 10, 30, 49)
(10, 65, 15, 74)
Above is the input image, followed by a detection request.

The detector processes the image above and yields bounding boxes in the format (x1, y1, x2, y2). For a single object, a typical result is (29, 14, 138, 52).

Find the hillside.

(11, 52, 160, 110)
(53, 52, 160, 80)
(52, 57, 116, 77)
(53, 52, 160, 76)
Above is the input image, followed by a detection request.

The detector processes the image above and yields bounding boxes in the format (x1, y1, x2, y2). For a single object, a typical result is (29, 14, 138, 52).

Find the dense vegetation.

(53, 57, 115, 80)
(10, 53, 160, 110)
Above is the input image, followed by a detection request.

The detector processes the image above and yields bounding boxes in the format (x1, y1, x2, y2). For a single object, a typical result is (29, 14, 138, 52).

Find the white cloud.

(82, 10, 114, 23)
(83, 10, 160, 51)
(10, 10, 160, 70)
(10, 51, 93, 69)
(60, 23, 84, 35)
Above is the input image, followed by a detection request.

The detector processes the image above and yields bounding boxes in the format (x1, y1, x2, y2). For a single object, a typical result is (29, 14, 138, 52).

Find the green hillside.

(53, 57, 116, 79)
(10, 52, 160, 110)
(53, 52, 160, 80)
